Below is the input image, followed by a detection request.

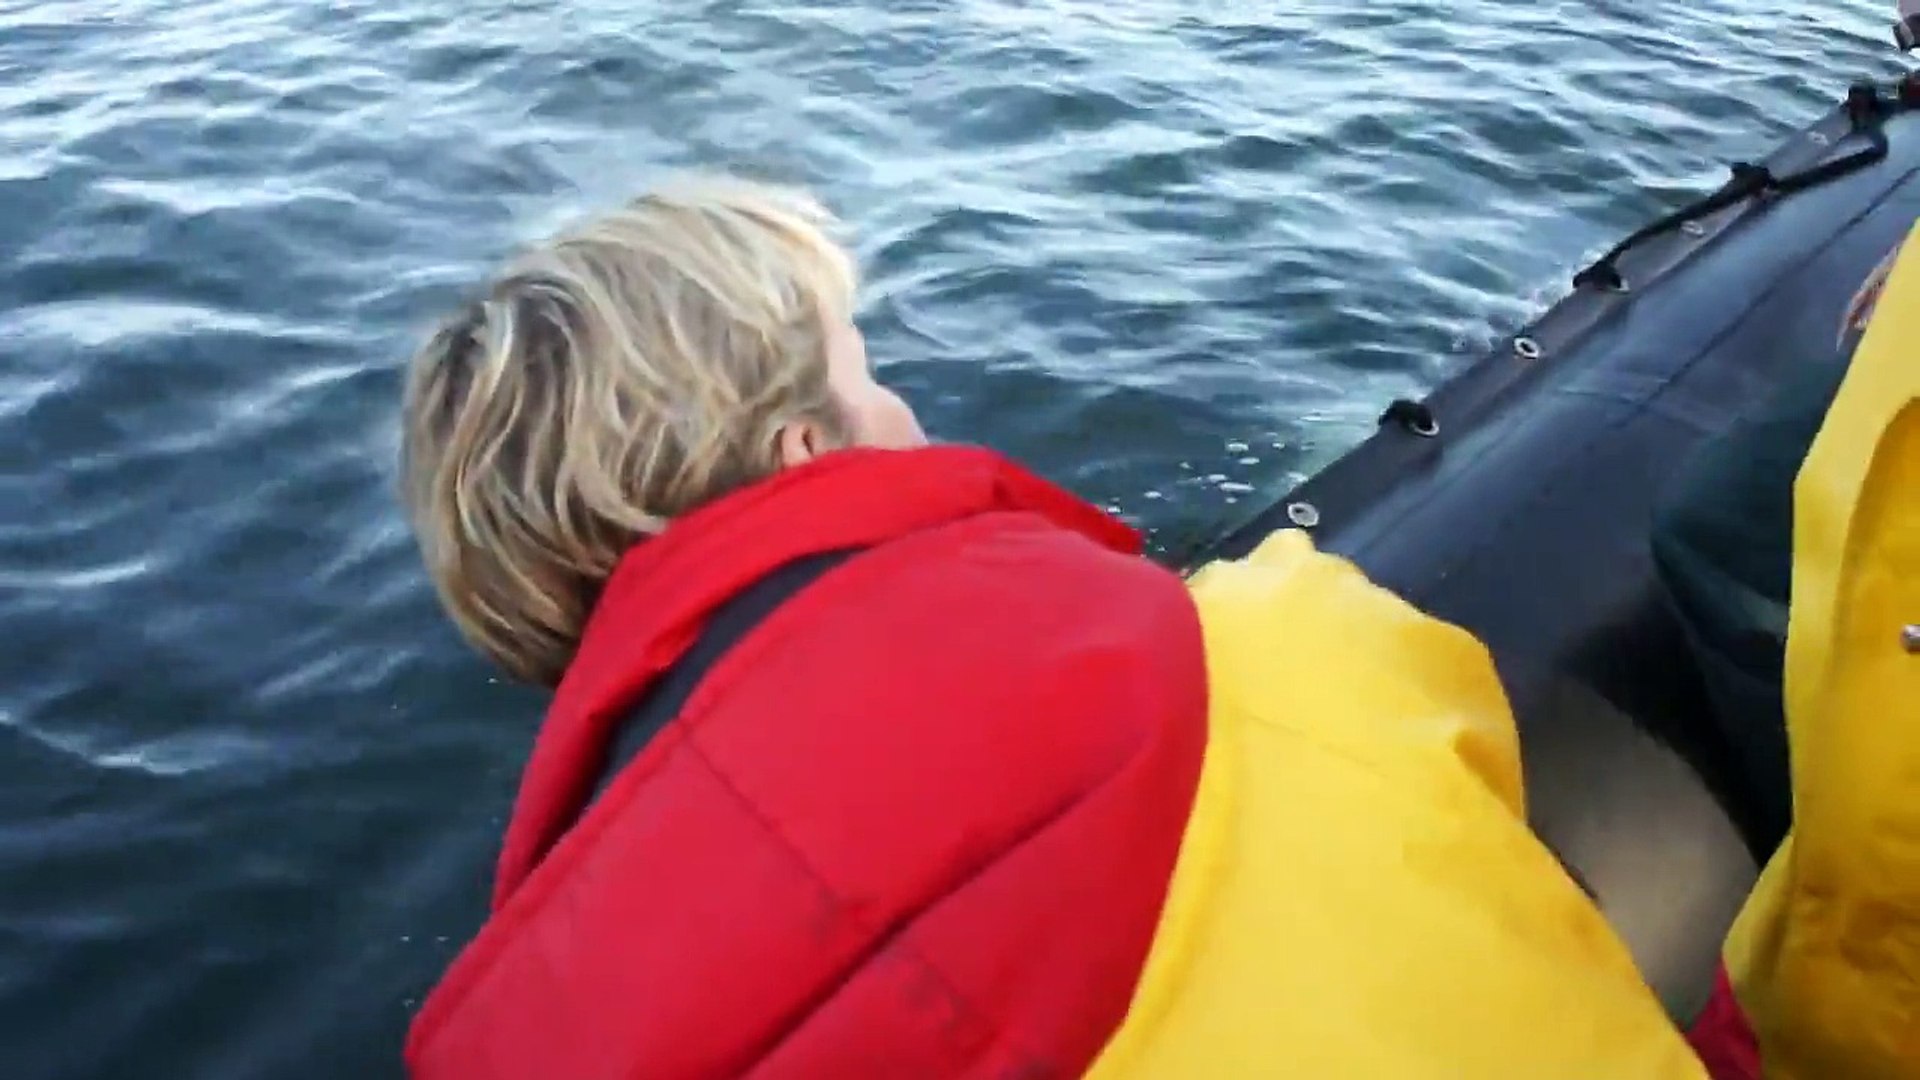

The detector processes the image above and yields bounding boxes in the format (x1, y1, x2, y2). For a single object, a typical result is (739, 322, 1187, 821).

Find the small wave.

(0, 554, 154, 592)
(940, 82, 1154, 149)
(0, 297, 289, 349)
(1, 707, 269, 779)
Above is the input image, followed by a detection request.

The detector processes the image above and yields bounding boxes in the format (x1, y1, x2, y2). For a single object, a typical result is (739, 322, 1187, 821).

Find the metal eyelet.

(1286, 501, 1321, 529)
(1903, 625, 1919, 653)
(1514, 336, 1543, 361)
(1682, 220, 1708, 237)
(1379, 399, 1440, 438)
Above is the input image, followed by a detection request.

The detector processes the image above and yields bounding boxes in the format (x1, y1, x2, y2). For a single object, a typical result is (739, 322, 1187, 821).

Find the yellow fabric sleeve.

(1088, 530, 1703, 1078)
(1722, 222, 1920, 1079)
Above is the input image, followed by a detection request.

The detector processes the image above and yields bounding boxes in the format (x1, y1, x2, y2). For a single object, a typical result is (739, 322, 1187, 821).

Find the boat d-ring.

(1286, 501, 1321, 529)
(1682, 220, 1708, 237)
(1514, 336, 1544, 361)
(1810, 130, 1832, 146)
(1379, 398, 1440, 438)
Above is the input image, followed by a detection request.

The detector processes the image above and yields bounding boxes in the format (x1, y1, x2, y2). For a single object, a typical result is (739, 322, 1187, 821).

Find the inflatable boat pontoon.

(1191, 73, 1920, 1023)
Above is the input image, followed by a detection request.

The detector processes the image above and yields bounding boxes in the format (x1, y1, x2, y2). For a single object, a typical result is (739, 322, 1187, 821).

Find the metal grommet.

(1286, 501, 1321, 529)
(1810, 130, 1831, 146)
(1903, 625, 1920, 653)
(1682, 220, 1708, 237)
(1379, 398, 1439, 438)
(1514, 336, 1543, 361)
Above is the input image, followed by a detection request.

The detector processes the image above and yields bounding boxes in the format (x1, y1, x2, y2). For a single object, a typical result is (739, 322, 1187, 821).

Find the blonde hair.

(401, 177, 858, 686)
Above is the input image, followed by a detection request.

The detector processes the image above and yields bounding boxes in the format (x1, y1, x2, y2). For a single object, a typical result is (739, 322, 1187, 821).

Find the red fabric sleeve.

(1687, 963, 1761, 1080)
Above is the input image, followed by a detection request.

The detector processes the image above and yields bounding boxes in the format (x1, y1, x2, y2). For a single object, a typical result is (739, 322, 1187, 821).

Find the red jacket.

(405, 446, 1209, 1079)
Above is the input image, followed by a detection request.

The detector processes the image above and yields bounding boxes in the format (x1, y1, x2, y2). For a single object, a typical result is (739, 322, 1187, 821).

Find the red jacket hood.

(409, 441, 1206, 1079)
(493, 444, 1143, 904)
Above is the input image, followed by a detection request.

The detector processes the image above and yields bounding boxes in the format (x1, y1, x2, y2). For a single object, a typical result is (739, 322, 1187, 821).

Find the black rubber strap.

(1573, 83, 1895, 293)
(1573, 164, 1775, 292)
(579, 548, 864, 814)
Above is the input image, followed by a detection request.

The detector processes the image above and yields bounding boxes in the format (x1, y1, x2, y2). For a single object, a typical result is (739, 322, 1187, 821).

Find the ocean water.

(0, 1, 1906, 1076)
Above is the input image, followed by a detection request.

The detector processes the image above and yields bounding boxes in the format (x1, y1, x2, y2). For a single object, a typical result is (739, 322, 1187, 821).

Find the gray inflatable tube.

(1194, 75, 1920, 1021)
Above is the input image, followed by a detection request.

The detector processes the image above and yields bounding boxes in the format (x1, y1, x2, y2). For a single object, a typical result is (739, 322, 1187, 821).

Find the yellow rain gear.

(1088, 529, 1704, 1077)
(1722, 221, 1920, 1078)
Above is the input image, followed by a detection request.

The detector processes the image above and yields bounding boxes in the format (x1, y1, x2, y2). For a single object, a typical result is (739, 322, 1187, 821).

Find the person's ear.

(776, 418, 826, 470)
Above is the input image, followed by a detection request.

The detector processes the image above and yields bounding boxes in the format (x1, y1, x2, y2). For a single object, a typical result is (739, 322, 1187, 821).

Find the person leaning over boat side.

(396, 175, 1707, 1078)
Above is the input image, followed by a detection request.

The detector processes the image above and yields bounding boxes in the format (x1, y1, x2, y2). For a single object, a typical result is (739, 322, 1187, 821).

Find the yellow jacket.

(1088, 527, 1704, 1077)
(1086, 222, 1920, 1078)
(1721, 222, 1920, 1078)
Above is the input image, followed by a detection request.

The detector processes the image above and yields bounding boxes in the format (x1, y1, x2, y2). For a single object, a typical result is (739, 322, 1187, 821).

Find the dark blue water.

(0, 1, 1905, 1076)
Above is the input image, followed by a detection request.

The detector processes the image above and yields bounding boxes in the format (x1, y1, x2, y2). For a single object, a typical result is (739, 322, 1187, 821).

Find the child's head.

(401, 177, 924, 685)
